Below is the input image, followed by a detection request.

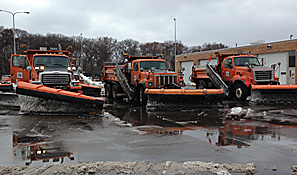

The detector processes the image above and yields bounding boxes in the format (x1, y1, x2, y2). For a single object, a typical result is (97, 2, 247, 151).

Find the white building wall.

(258, 52, 287, 84)
(199, 58, 218, 66)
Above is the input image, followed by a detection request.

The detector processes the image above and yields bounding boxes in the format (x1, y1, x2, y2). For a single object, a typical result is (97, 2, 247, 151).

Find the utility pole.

(174, 18, 176, 71)
(80, 33, 83, 67)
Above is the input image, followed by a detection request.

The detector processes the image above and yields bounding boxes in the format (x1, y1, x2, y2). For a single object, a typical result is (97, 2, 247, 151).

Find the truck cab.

(220, 55, 276, 85)
(31, 54, 74, 87)
(130, 59, 182, 88)
(10, 47, 80, 90)
(102, 54, 184, 104)
(192, 52, 279, 101)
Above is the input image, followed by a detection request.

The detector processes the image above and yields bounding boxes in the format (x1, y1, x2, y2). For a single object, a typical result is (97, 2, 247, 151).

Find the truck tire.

(112, 84, 117, 99)
(196, 80, 206, 89)
(234, 83, 248, 101)
(139, 86, 147, 105)
(105, 84, 112, 98)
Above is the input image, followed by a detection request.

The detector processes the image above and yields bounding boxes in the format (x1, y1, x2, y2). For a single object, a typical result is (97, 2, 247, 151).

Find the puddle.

(0, 100, 297, 174)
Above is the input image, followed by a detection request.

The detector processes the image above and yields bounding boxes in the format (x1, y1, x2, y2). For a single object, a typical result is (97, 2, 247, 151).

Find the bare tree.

(139, 42, 165, 56)
(187, 45, 202, 53)
(201, 42, 228, 51)
(0, 29, 14, 75)
(115, 39, 140, 60)
(0, 25, 229, 77)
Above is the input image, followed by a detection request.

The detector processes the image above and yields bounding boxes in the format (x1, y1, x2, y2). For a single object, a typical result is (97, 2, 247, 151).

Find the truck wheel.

(196, 80, 206, 89)
(105, 84, 112, 98)
(112, 85, 117, 99)
(234, 83, 248, 101)
(139, 86, 147, 105)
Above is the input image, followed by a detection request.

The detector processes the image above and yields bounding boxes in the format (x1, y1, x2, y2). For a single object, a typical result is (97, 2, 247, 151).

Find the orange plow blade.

(251, 84, 297, 104)
(145, 88, 224, 111)
(16, 81, 104, 107)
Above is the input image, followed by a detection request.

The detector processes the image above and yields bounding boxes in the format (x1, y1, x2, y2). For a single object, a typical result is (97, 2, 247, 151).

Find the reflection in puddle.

(132, 125, 183, 136)
(217, 120, 267, 148)
(10, 115, 102, 166)
(13, 131, 74, 166)
(107, 101, 297, 149)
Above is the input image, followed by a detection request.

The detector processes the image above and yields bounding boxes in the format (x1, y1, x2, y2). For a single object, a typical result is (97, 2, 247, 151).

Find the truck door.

(131, 61, 139, 85)
(221, 58, 234, 82)
(10, 55, 31, 83)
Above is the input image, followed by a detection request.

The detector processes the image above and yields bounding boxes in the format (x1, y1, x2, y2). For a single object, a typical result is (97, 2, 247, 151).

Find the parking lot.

(0, 98, 297, 174)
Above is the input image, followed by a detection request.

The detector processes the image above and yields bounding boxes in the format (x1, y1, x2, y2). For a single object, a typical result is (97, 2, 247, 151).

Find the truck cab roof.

(125, 55, 163, 62)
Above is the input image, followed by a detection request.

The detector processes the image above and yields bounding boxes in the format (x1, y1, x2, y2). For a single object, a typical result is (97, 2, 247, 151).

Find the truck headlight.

(179, 81, 184, 86)
(148, 81, 153, 87)
(72, 82, 79, 86)
(67, 67, 72, 71)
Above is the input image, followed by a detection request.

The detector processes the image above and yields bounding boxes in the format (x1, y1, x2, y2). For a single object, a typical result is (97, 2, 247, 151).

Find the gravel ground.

(0, 161, 257, 175)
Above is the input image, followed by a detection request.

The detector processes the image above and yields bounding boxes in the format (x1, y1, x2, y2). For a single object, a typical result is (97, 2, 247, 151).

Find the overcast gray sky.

(1, 0, 296, 47)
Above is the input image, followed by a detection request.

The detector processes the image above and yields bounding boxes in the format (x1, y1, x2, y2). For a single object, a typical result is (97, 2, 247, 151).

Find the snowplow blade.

(145, 88, 224, 111)
(16, 81, 104, 106)
(251, 84, 297, 104)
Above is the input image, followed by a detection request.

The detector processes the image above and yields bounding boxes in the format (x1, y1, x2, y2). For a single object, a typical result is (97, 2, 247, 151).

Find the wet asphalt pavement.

(0, 98, 297, 174)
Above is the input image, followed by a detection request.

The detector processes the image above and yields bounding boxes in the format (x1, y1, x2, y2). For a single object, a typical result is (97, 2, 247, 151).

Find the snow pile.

(225, 107, 254, 119)
(0, 161, 257, 175)
(19, 95, 101, 113)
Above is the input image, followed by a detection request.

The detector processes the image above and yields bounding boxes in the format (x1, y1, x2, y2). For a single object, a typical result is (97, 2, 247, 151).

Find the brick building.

(175, 39, 297, 85)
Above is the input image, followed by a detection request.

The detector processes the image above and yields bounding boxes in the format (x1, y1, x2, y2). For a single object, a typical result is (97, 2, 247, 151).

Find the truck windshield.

(33, 56, 70, 67)
(234, 57, 261, 66)
(140, 61, 167, 70)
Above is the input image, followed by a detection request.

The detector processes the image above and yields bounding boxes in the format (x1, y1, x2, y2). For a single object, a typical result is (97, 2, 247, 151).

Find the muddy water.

(0, 100, 297, 174)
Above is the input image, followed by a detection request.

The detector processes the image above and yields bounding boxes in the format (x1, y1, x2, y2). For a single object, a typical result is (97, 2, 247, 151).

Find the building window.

(289, 51, 295, 67)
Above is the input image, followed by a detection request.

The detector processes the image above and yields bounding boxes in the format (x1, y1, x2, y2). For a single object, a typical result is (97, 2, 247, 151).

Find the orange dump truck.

(102, 54, 224, 107)
(0, 75, 12, 92)
(191, 52, 297, 103)
(10, 46, 103, 106)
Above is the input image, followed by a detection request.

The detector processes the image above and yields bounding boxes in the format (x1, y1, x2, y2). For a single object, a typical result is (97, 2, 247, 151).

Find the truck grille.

(253, 69, 273, 82)
(41, 74, 70, 85)
(154, 74, 178, 88)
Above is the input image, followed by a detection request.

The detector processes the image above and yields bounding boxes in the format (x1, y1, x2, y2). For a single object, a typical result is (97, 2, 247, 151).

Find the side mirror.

(260, 58, 266, 66)
(26, 66, 32, 71)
